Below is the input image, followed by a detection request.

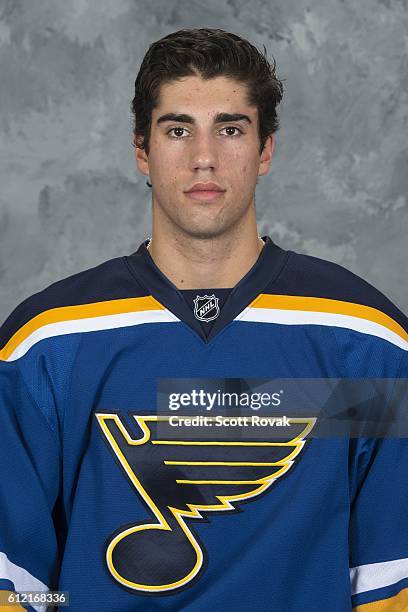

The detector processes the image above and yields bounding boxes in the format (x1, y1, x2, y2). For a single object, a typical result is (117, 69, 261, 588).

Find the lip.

(185, 182, 225, 192)
(185, 190, 225, 201)
(184, 182, 226, 201)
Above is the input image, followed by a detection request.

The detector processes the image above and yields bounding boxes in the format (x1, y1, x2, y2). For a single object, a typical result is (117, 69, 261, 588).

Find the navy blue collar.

(126, 236, 288, 343)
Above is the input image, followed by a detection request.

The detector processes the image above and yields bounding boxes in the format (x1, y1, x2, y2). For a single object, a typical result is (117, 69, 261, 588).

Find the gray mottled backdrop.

(0, 0, 407, 323)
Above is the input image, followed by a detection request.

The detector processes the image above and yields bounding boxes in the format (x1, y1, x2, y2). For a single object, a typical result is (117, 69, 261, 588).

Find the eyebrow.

(156, 112, 252, 126)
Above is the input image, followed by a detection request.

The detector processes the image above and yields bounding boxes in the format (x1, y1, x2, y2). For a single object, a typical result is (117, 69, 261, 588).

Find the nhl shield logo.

(193, 294, 220, 322)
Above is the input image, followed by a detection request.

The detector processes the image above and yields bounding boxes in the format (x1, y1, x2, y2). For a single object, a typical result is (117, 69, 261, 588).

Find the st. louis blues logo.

(193, 294, 220, 322)
(95, 413, 316, 595)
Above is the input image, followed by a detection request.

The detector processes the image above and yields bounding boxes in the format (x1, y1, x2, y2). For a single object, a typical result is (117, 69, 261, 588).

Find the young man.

(0, 28, 407, 612)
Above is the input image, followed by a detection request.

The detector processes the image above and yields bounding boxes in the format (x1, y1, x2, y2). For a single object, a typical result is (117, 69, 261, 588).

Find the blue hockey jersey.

(0, 236, 407, 611)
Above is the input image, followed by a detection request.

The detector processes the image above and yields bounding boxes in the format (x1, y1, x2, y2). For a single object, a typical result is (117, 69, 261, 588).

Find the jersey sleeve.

(0, 347, 62, 611)
(349, 353, 408, 611)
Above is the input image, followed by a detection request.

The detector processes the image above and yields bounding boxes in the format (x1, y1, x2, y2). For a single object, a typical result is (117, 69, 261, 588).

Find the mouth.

(184, 183, 226, 201)
(184, 189, 226, 201)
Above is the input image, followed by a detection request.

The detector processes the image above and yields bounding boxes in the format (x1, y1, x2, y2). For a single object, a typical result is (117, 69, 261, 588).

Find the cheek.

(233, 162, 249, 181)
(150, 152, 179, 183)
(227, 147, 253, 175)
(159, 154, 184, 179)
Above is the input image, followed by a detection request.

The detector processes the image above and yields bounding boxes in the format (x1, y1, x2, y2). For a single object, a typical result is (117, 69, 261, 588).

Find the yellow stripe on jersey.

(353, 586, 408, 610)
(243, 294, 408, 348)
(0, 296, 169, 362)
(1, 292, 407, 362)
(0, 590, 26, 609)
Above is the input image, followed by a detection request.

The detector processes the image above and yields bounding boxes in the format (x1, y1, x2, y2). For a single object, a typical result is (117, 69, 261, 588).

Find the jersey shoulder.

(269, 249, 407, 333)
(0, 255, 146, 353)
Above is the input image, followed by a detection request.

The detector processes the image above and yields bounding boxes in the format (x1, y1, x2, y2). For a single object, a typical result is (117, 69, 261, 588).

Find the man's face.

(135, 74, 274, 239)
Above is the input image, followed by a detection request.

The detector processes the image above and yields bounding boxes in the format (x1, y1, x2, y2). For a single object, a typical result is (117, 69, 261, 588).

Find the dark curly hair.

(131, 28, 285, 168)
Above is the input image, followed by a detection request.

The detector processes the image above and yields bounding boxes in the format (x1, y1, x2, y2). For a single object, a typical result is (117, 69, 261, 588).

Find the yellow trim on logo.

(95, 413, 315, 593)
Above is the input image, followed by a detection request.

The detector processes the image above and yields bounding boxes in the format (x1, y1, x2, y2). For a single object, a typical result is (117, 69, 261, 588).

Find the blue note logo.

(95, 412, 315, 594)
(193, 294, 220, 322)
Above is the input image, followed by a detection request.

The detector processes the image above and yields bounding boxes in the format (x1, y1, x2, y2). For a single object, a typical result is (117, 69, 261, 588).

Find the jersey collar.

(126, 236, 288, 343)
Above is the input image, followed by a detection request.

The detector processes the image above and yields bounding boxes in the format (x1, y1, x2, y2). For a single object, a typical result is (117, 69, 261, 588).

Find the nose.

(189, 132, 218, 171)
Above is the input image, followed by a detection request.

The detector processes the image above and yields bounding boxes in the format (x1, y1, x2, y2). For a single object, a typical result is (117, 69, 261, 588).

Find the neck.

(147, 214, 264, 290)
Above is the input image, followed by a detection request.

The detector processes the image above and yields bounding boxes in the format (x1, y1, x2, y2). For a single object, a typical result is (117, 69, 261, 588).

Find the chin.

(180, 228, 222, 240)
(177, 221, 235, 241)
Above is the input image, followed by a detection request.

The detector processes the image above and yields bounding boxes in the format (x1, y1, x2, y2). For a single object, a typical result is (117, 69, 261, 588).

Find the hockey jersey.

(0, 236, 407, 611)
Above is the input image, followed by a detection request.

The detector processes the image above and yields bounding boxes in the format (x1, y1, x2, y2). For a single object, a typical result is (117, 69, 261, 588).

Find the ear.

(134, 135, 150, 176)
(258, 134, 275, 177)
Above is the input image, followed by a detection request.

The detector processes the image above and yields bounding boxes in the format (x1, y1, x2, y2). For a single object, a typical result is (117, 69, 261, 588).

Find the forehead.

(153, 75, 255, 117)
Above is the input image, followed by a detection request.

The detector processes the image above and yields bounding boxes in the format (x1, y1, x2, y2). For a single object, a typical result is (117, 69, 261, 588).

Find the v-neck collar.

(125, 236, 288, 344)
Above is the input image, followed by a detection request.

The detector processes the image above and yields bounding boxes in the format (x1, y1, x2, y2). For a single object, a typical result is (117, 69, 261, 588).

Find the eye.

(219, 126, 243, 136)
(167, 127, 189, 138)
